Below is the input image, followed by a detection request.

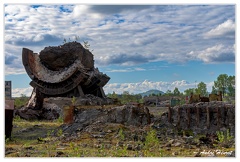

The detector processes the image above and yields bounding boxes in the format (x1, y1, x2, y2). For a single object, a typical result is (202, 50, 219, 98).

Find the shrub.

(144, 129, 159, 148)
(215, 129, 234, 148)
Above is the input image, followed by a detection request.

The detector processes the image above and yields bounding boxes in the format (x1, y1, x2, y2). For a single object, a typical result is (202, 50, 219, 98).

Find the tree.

(184, 88, 195, 96)
(151, 93, 156, 96)
(14, 94, 29, 108)
(173, 87, 180, 96)
(196, 82, 208, 97)
(211, 86, 218, 94)
(111, 91, 118, 98)
(227, 75, 235, 97)
(164, 90, 172, 96)
(122, 91, 130, 103)
(214, 74, 229, 97)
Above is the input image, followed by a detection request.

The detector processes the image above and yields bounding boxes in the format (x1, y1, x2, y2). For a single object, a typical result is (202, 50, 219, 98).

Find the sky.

(3, 2, 236, 97)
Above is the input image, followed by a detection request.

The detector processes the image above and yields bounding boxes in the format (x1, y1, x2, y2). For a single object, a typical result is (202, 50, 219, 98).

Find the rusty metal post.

(35, 88, 44, 110)
(177, 107, 181, 128)
(63, 106, 74, 124)
(187, 107, 190, 128)
(168, 106, 172, 123)
(217, 106, 221, 128)
(206, 106, 210, 128)
(196, 106, 200, 127)
(5, 100, 14, 139)
(222, 106, 226, 125)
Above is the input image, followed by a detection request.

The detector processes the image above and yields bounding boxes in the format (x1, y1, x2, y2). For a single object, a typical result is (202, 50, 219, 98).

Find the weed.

(13, 115, 24, 122)
(144, 129, 159, 149)
(5, 137, 10, 144)
(47, 130, 54, 137)
(217, 131, 225, 143)
(56, 116, 63, 123)
(57, 128, 63, 137)
(215, 129, 234, 148)
(118, 128, 125, 141)
(71, 96, 76, 106)
(116, 145, 128, 157)
(183, 129, 194, 137)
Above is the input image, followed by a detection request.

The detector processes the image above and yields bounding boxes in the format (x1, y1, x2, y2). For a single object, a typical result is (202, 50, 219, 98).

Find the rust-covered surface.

(22, 42, 110, 109)
(5, 100, 14, 110)
(63, 106, 74, 124)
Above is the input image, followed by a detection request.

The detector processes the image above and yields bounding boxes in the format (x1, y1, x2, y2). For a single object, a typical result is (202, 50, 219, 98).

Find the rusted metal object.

(189, 91, 222, 104)
(189, 93, 200, 104)
(177, 107, 181, 127)
(22, 42, 110, 110)
(196, 106, 200, 127)
(168, 106, 172, 123)
(209, 91, 222, 101)
(63, 106, 74, 124)
(5, 100, 14, 139)
(167, 102, 234, 129)
(206, 106, 210, 128)
(187, 107, 191, 128)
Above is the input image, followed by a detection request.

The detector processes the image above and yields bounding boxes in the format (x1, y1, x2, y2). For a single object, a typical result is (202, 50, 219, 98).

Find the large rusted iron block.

(22, 42, 110, 109)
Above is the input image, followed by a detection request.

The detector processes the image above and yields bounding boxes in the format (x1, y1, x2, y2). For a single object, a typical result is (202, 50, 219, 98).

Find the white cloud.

(12, 87, 33, 97)
(187, 44, 235, 63)
(73, 5, 89, 17)
(4, 5, 235, 75)
(204, 19, 235, 39)
(106, 67, 146, 73)
(103, 80, 214, 94)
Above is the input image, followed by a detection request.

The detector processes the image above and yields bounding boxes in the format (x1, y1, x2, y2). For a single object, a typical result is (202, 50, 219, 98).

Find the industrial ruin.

(22, 42, 110, 110)
(17, 41, 235, 143)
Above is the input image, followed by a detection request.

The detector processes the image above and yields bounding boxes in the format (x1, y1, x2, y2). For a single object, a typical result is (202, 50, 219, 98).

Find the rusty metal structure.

(22, 42, 110, 109)
(5, 100, 14, 139)
(166, 102, 234, 133)
(5, 81, 14, 138)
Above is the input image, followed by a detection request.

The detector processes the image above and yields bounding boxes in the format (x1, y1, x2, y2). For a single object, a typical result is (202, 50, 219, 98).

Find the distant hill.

(139, 89, 165, 97)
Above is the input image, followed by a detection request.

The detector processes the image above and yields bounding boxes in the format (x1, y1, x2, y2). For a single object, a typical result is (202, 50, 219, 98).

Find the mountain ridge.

(138, 89, 164, 97)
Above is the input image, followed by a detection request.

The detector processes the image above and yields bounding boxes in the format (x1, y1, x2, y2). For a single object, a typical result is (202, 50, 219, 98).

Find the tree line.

(107, 74, 235, 103)
(183, 74, 235, 97)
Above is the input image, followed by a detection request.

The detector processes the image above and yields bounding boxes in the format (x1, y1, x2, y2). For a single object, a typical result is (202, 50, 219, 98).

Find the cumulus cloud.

(106, 67, 146, 73)
(187, 44, 235, 63)
(4, 5, 235, 75)
(12, 87, 33, 97)
(5, 54, 17, 65)
(103, 80, 213, 94)
(97, 53, 159, 66)
(87, 5, 151, 15)
(204, 19, 235, 39)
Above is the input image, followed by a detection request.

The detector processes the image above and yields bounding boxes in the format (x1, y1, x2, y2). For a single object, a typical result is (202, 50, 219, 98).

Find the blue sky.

(3, 4, 236, 97)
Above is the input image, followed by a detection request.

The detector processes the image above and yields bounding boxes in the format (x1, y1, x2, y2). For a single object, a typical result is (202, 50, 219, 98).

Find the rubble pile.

(60, 105, 152, 135)
(15, 95, 114, 120)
